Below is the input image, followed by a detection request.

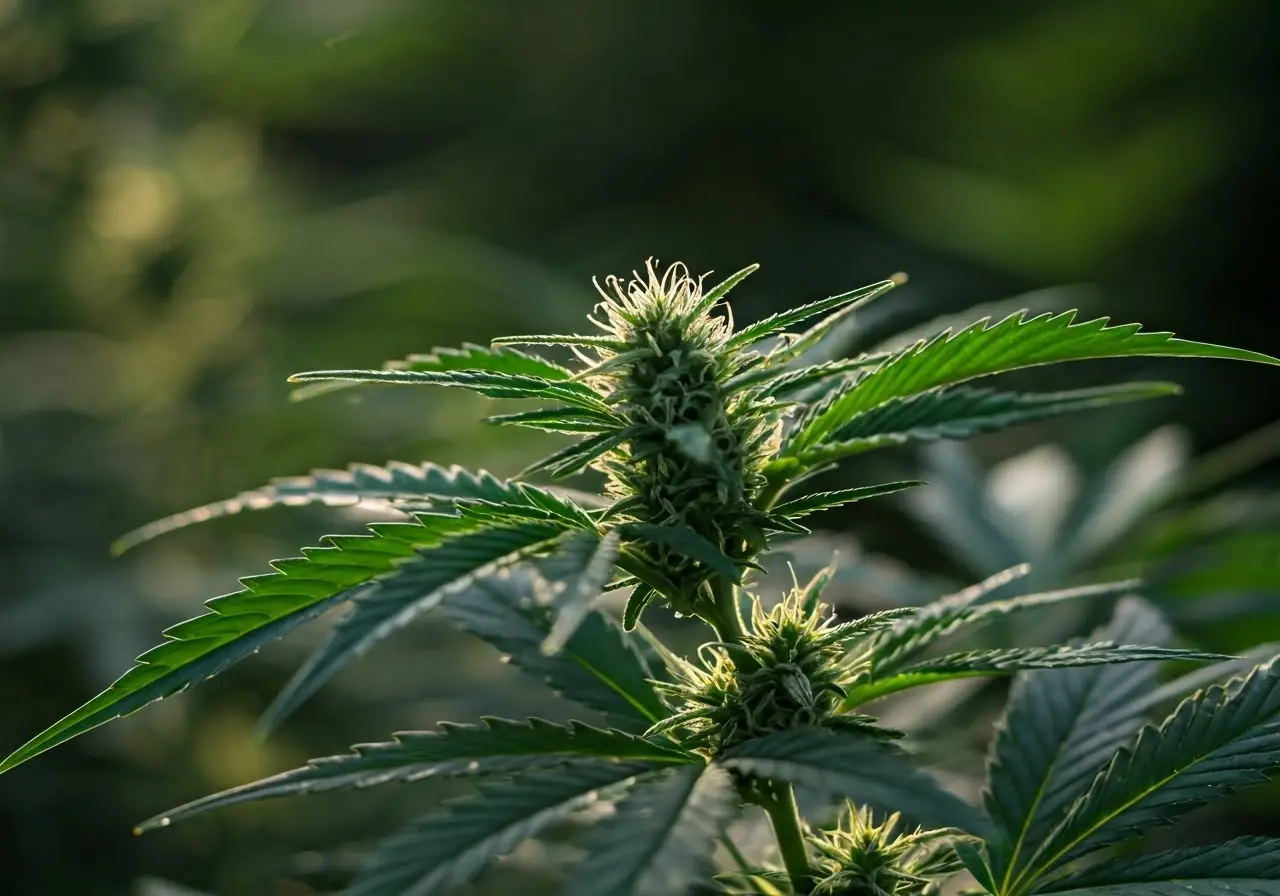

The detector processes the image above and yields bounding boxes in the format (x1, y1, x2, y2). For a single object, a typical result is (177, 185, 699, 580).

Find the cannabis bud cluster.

(809, 806, 962, 896)
(650, 576, 897, 756)
(583, 261, 783, 612)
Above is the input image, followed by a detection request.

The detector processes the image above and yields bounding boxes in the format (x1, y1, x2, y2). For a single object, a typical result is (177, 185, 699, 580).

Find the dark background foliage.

(1, 1, 1277, 893)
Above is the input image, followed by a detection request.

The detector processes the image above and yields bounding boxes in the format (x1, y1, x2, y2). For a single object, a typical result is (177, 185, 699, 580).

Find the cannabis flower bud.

(810, 805, 962, 896)
(649, 574, 899, 756)
(582, 260, 783, 613)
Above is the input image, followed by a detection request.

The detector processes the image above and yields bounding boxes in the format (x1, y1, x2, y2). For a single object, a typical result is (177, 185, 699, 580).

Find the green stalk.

(759, 782, 814, 893)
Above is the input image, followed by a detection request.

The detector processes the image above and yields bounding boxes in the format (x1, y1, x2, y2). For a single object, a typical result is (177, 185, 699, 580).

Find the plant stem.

(708, 576, 746, 645)
(761, 782, 814, 893)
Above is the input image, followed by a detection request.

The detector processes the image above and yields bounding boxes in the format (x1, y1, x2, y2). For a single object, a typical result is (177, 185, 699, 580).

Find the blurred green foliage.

(1, 0, 1277, 893)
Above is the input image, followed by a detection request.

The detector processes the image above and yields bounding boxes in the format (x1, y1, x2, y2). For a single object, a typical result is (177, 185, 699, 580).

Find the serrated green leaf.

(287, 368, 611, 415)
(561, 764, 739, 896)
(1013, 658, 1280, 893)
(691, 264, 760, 319)
(343, 761, 660, 896)
(984, 599, 1173, 892)
(621, 522, 743, 584)
(484, 406, 621, 434)
(771, 481, 925, 521)
(1040, 837, 1280, 895)
(136, 717, 693, 832)
(446, 569, 668, 728)
(787, 383, 1181, 466)
(624, 585, 658, 631)
(255, 522, 564, 736)
(112, 462, 518, 555)
(725, 355, 887, 396)
(289, 343, 572, 402)
(491, 333, 629, 349)
(861, 573, 1139, 685)
(727, 279, 901, 351)
(540, 531, 623, 655)
(788, 310, 1280, 453)
(0, 513, 484, 775)
(522, 430, 628, 479)
(844, 643, 1221, 708)
(718, 726, 986, 834)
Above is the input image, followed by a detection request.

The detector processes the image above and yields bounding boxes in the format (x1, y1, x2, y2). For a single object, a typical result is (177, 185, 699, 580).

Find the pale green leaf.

(727, 279, 902, 351)
(788, 383, 1181, 466)
(0, 514, 482, 775)
(789, 310, 1280, 453)
(112, 462, 518, 555)
(771, 481, 925, 521)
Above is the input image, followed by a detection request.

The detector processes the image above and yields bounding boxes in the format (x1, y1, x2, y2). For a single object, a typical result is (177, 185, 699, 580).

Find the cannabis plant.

(5, 260, 1280, 896)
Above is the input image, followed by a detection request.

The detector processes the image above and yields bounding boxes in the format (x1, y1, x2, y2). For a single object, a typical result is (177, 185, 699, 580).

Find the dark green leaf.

(137, 718, 692, 831)
(1015, 659, 1280, 889)
(1040, 837, 1280, 895)
(984, 599, 1173, 891)
(621, 522, 743, 584)
(561, 765, 739, 896)
(344, 761, 660, 896)
(256, 522, 564, 735)
(484, 406, 620, 434)
(523, 431, 628, 479)
(540, 531, 623, 655)
(624, 586, 659, 631)
(718, 726, 986, 834)
(446, 569, 668, 728)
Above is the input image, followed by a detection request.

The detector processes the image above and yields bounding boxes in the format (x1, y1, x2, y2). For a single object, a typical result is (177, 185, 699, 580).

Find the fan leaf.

(726, 279, 901, 350)
(561, 764, 739, 896)
(718, 726, 986, 834)
(0, 514, 491, 775)
(984, 599, 1174, 892)
(539, 531, 623, 655)
(770, 481, 924, 521)
(112, 463, 521, 555)
(844, 643, 1222, 708)
(788, 310, 1280, 453)
(1040, 837, 1280, 895)
(136, 718, 693, 832)
(256, 522, 565, 735)
(446, 569, 669, 728)
(1014, 658, 1280, 892)
(288, 342, 572, 402)
(343, 761, 661, 896)
(787, 382, 1181, 465)
(287, 368, 610, 415)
